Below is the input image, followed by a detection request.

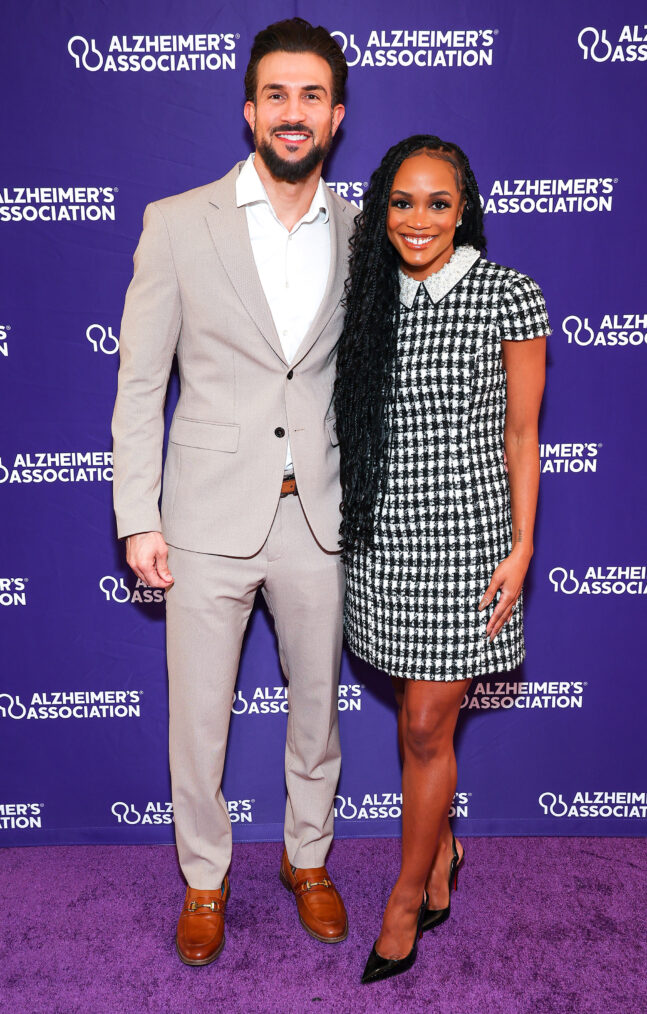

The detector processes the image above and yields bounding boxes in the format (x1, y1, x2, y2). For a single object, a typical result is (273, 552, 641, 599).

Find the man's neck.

(253, 152, 323, 231)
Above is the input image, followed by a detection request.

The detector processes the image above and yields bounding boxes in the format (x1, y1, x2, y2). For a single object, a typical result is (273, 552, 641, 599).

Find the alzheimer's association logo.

(562, 313, 647, 348)
(67, 33, 238, 73)
(99, 575, 165, 604)
(87, 323, 119, 355)
(111, 798, 253, 824)
(334, 790, 468, 820)
(549, 565, 647, 596)
(0, 693, 28, 719)
(334, 793, 402, 820)
(0, 323, 10, 358)
(111, 801, 174, 825)
(538, 791, 569, 817)
(577, 25, 647, 63)
(0, 802, 43, 830)
(539, 790, 647, 819)
(0, 689, 141, 721)
(331, 28, 496, 69)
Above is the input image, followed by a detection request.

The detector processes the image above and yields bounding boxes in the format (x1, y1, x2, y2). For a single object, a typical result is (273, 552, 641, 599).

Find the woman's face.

(386, 152, 465, 279)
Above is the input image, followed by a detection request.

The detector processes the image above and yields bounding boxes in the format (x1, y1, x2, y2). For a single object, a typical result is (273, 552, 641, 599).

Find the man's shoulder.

(323, 185, 357, 233)
(150, 162, 244, 219)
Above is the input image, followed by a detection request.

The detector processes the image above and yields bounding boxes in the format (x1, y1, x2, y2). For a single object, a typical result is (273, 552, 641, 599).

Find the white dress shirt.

(236, 154, 331, 471)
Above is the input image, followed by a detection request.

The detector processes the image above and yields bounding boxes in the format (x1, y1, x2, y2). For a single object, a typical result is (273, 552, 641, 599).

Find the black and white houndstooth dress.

(344, 245, 550, 681)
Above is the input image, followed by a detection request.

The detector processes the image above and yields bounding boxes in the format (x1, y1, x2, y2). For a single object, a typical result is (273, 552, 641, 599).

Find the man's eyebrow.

(261, 83, 328, 93)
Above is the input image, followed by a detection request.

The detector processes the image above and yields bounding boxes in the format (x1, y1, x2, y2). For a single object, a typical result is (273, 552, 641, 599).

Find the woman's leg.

(377, 677, 469, 958)
(390, 677, 465, 910)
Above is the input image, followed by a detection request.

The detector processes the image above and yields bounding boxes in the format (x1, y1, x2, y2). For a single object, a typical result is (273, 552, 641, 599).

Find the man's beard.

(255, 123, 333, 182)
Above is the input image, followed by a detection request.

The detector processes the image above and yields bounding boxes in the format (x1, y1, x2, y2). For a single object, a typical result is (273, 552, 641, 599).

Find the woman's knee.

(402, 709, 451, 762)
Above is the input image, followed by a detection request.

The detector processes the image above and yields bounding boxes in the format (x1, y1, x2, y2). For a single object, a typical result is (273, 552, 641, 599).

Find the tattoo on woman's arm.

(516, 528, 524, 544)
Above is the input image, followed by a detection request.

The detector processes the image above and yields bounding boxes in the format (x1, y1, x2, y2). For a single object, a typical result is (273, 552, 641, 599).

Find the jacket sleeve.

(111, 201, 182, 539)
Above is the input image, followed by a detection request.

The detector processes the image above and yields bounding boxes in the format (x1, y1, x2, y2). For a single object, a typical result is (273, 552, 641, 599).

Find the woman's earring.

(457, 217, 463, 227)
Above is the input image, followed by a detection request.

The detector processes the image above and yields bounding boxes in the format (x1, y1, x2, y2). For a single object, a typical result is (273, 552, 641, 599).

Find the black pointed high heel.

(361, 894, 427, 984)
(421, 834, 464, 934)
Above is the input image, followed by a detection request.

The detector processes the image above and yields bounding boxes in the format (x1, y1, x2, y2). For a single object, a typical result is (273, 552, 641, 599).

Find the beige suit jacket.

(112, 162, 354, 556)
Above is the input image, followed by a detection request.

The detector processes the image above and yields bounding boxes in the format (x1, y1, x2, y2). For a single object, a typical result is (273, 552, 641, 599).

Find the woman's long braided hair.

(334, 134, 486, 558)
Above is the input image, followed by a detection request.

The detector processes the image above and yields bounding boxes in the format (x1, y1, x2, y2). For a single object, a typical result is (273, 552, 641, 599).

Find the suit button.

(287, 370, 294, 380)
(274, 427, 285, 438)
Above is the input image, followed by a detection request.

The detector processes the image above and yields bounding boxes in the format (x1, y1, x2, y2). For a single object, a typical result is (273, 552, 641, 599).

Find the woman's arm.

(478, 336, 546, 639)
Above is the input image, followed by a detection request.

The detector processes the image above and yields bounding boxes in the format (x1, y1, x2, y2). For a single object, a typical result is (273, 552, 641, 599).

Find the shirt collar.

(398, 245, 481, 309)
(235, 153, 329, 225)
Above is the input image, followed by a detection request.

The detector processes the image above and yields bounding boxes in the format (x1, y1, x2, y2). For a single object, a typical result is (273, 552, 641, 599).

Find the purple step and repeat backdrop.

(1, 0, 646, 846)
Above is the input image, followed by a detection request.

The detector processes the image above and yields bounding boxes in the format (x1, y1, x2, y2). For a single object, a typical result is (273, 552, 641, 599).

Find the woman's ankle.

(388, 879, 426, 910)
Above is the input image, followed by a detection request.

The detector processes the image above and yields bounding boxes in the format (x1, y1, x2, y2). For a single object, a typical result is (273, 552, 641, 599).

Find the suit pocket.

(169, 416, 240, 453)
(325, 416, 339, 447)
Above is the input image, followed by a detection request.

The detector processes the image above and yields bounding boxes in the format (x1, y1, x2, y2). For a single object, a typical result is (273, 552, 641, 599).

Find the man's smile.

(273, 131, 312, 144)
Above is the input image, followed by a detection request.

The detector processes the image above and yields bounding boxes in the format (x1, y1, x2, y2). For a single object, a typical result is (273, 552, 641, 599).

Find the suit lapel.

(291, 192, 351, 368)
(205, 166, 352, 367)
(205, 165, 287, 365)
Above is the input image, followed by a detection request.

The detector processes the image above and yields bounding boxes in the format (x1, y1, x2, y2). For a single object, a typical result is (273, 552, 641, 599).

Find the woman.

(334, 135, 548, 984)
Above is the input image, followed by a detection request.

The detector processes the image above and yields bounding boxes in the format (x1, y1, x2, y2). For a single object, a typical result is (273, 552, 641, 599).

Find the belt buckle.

(281, 475, 297, 498)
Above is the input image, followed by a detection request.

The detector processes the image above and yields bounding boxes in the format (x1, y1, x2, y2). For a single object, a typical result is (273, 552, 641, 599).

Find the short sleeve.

(497, 273, 550, 342)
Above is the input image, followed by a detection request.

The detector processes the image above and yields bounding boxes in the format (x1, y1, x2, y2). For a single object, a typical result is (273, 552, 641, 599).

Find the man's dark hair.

(244, 18, 347, 107)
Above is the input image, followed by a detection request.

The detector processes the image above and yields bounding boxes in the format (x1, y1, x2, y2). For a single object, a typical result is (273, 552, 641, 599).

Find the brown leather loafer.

(279, 847, 348, 943)
(175, 876, 229, 966)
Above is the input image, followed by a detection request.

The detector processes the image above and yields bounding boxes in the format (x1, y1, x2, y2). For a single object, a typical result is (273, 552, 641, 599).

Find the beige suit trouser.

(165, 493, 344, 890)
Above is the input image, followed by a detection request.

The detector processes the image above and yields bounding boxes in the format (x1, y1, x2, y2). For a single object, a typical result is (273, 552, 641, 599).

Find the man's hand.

(125, 531, 174, 589)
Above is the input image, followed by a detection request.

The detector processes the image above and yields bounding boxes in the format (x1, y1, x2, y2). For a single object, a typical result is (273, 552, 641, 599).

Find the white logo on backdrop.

(539, 790, 647, 819)
(0, 690, 141, 721)
(330, 32, 363, 67)
(463, 681, 585, 711)
(0, 694, 28, 719)
(87, 324, 119, 355)
(0, 323, 10, 358)
(540, 442, 601, 475)
(99, 576, 165, 605)
(325, 180, 367, 209)
(67, 33, 238, 73)
(484, 178, 616, 215)
(232, 682, 362, 715)
(0, 803, 43, 830)
(334, 793, 402, 820)
(577, 26, 647, 63)
(332, 28, 496, 68)
(0, 578, 28, 606)
(111, 801, 174, 825)
(0, 186, 117, 223)
(562, 314, 647, 348)
(111, 799, 253, 824)
(334, 791, 469, 820)
(68, 36, 104, 70)
(538, 792, 569, 816)
(548, 566, 647, 596)
(0, 450, 112, 484)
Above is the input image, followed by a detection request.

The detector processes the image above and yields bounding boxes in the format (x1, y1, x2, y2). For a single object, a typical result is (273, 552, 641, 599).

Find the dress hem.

(345, 636, 526, 683)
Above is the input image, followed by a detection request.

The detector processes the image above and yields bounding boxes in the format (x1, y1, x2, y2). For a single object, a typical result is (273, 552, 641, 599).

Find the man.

(112, 19, 352, 965)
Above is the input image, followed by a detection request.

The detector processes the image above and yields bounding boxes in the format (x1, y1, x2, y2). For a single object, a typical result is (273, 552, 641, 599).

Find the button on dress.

(344, 245, 550, 681)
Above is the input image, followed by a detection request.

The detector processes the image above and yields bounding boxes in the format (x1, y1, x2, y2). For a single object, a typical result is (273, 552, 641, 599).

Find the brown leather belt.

(280, 474, 297, 497)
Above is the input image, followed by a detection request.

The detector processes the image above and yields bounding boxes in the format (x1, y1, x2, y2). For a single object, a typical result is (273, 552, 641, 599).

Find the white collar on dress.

(235, 153, 329, 225)
(398, 244, 481, 309)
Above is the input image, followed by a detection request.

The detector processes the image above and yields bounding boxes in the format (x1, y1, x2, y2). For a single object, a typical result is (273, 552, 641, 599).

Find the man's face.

(244, 51, 345, 182)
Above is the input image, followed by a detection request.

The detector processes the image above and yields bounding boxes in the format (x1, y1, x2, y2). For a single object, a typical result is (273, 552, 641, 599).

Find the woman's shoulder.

(474, 257, 550, 337)
(474, 257, 545, 298)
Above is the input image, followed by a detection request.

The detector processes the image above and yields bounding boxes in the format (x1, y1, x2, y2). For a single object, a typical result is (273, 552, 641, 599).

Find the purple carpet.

(1, 837, 645, 1014)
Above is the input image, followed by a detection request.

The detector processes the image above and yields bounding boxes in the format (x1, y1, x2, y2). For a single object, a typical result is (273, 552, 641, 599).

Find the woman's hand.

(478, 548, 531, 641)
